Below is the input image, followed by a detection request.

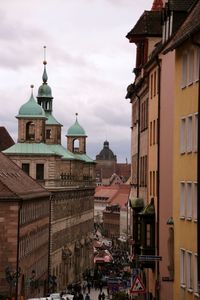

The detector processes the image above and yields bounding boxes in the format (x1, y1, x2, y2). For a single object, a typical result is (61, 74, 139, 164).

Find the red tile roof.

(0, 127, 14, 151)
(95, 184, 130, 209)
(0, 152, 49, 200)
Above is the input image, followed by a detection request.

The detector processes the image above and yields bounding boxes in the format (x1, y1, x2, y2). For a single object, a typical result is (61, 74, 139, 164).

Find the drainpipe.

(191, 39, 200, 294)
(156, 57, 161, 300)
(136, 93, 141, 199)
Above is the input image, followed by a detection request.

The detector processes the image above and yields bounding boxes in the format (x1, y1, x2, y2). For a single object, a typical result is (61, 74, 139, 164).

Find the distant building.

(94, 184, 131, 238)
(3, 59, 95, 292)
(95, 140, 130, 185)
(0, 152, 50, 299)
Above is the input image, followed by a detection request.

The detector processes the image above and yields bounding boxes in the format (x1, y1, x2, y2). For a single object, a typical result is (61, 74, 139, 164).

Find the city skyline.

(0, 0, 153, 162)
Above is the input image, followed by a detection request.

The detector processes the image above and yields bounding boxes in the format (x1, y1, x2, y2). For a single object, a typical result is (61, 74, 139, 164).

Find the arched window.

(26, 121, 35, 141)
(73, 139, 80, 153)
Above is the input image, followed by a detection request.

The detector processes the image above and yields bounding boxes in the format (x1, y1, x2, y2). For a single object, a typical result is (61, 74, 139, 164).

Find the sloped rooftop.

(126, 10, 162, 40)
(165, 0, 200, 52)
(0, 152, 49, 200)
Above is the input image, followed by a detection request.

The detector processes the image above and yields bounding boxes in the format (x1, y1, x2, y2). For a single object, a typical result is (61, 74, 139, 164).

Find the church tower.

(37, 47, 62, 145)
(66, 113, 87, 154)
(16, 85, 47, 143)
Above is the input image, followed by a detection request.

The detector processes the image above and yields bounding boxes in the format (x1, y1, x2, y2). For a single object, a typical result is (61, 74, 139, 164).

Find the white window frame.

(187, 251, 193, 291)
(188, 49, 194, 85)
(186, 115, 193, 153)
(186, 182, 192, 220)
(195, 47, 200, 82)
(194, 254, 199, 295)
(180, 181, 186, 218)
(180, 118, 186, 154)
(193, 182, 197, 221)
(182, 53, 188, 88)
(194, 113, 198, 152)
(180, 248, 186, 287)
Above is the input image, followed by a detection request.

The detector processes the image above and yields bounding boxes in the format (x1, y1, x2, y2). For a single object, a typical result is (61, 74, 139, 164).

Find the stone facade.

(3, 61, 96, 296)
(0, 153, 50, 299)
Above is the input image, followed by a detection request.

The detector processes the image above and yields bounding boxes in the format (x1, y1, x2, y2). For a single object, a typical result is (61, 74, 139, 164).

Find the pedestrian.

(78, 293, 84, 300)
(98, 292, 102, 300)
(99, 281, 103, 292)
(87, 281, 91, 294)
(102, 292, 105, 300)
(85, 293, 90, 300)
(82, 282, 86, 294)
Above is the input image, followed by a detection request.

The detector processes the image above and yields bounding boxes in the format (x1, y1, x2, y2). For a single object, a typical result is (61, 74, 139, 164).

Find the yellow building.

(166, 2, 200, 298)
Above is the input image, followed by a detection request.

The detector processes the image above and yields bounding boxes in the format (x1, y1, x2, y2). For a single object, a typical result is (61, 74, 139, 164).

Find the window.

(180, 118, 186, 154)
(153, 120, 156, 145)
(186, 116, 192, 153)
(186, 182, 192, 220)
(194, 113, 198, 152)
(180, 182, 186, 218)
(182, 53, 188, 88)
(180, 248, 186, 286)
(195, 48, 200, 82)
(150, 171, 152, 196)
(187, 251, 192, 290)
(46, 129, 51, 139)
(153, 71, 157, 96)
(36, 164, 44, 180)
(146, 224, 151, 247)
(188, 50, 194, 85)
(22, 163, 30, 176)
(194, 254, 198, 294)
(150, 74, 153, 99)
(26, 121, 35, 141)
(193, 182, 197, 221)
(150, 121, 152, 146)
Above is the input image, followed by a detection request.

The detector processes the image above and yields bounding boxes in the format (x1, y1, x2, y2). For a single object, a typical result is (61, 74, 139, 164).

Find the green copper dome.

(67, 115, 87, 137)
(17, 87, 45, 118)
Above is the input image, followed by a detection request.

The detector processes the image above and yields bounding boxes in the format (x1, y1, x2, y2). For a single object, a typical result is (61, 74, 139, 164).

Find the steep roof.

(164, 0, 200, 52)
(168, 0, 197, 11)
(126, 10, 162, 39)
(0, 152, 49, 200)
(0, 127, 14, 151)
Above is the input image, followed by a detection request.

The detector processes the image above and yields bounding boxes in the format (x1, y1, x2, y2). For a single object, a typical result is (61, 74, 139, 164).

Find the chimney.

(151, 0, 163, 11)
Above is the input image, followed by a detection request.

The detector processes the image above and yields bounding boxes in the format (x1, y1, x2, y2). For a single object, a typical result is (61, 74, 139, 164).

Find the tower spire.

(42, 46, 48, 83)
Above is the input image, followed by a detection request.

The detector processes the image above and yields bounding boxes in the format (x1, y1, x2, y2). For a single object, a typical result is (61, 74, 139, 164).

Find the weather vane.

(43, 45, 47, 65)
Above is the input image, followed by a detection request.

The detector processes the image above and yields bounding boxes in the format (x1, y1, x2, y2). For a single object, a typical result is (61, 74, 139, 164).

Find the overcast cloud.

(0, 0, 153, 162)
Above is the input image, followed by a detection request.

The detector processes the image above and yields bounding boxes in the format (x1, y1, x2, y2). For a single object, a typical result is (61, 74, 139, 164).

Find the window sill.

(194, 292, 199, 298)
(180, 216, 185, 220)
(181, 284, 186, 289)
(186, 150, 192, 154)
(194, 219, 197, 223)
(187, 288, 193, 293)
(186, 217, 192, 221)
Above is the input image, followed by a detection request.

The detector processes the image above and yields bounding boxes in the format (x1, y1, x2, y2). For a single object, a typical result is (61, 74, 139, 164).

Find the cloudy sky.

(0, 0, 153, 162)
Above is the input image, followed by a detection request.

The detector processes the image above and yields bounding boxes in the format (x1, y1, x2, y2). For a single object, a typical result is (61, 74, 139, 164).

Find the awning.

(139, 198, 155, 215)
(129, 197, 144, 209)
